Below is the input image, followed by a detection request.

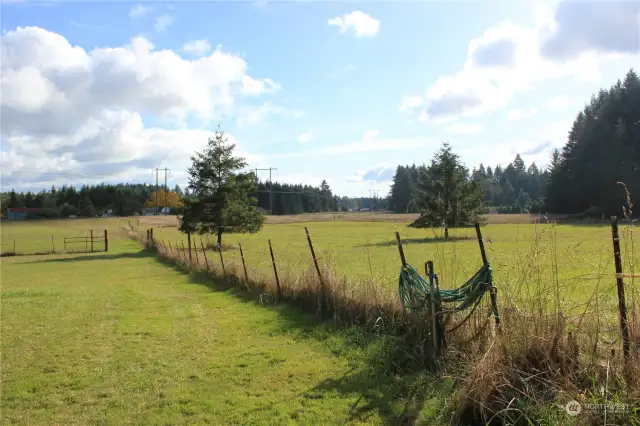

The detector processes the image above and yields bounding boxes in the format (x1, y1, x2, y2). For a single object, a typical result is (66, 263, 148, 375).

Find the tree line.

(388, 155, 548, 214)
(545, 69, 639, 216)
(2, 69, 636, 223)
(390, 68, 638, 219)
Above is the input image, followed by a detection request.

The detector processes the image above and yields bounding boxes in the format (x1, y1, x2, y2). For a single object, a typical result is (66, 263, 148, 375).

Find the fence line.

(1, 230, 108, 256)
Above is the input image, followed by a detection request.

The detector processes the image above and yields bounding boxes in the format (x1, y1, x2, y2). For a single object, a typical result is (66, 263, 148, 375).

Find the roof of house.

(7, 207, 43, 213)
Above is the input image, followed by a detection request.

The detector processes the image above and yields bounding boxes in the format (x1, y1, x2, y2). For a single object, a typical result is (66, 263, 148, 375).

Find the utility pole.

(253, 167, 278, 214)
(163, 167, 170, 215)
(154, 168, 160, 215)
(369, 189, 379, 211)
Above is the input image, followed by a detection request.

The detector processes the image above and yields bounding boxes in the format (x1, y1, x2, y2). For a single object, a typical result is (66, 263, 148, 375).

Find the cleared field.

(0, 218, 131, 255)
(146, 218, 639, 318)
(1, 226, 451, 424)
(138, 212, 554, 228)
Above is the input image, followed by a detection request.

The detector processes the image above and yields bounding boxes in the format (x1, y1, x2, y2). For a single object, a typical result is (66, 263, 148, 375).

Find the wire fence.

(0, 230, 109, 256)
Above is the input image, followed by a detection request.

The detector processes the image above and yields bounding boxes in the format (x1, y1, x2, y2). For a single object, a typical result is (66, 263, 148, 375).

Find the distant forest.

(2, 68, 637, 219)
(388, 155, 548, 214)
(0, 180, 381, 218)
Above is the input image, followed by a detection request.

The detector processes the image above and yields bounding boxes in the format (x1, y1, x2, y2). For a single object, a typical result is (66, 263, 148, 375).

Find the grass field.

(1, 219, 454, 425)
(2, 215, 638, 424)
(144, 216, 639, 319)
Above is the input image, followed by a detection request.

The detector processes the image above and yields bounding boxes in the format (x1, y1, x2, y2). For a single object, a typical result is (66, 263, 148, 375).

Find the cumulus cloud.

(0, 26, 278, 189)
(182, 38, 212, 56)
(407, 1, 639, 122)
(328, 11, 380, 38)
(346, 164, 396, 183)
(540, 1, 640, 60)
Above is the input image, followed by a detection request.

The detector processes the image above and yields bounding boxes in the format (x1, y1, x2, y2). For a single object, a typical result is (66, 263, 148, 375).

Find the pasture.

(1, 215, 638, 424)
(147, 214, 639, 318)
(0, 218, 451, 425)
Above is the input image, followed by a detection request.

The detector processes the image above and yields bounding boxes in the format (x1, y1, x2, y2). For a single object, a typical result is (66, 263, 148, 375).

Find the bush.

(59, 203, 77, 218)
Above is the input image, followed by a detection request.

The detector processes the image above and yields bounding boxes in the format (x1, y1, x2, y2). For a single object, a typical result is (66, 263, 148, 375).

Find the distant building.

(143, 206, 172, 216)
(6, 208, 43, 220)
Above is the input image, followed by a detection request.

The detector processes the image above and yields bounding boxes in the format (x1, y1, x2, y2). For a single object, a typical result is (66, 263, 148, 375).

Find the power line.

(253, 167, 277, 214)
(153, 167, 170, 214)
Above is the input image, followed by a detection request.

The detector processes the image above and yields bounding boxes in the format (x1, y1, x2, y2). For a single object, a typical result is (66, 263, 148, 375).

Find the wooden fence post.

(187, 232, 192, 263)
(200, 240, 210, 271)
(239, 242, 249, 283)
(218, 246, 226, 275)
(426, 261, 440, 357)
(150, 228, 154, 248)
(304, 227, 324, 302)
(104, 230, 108, 252)
(610, 216, 631, 375)
(475, 223, 501, 331)
(193, 239, 200, 267)
(395, 232, 407, 267)
(181, 241, 187, 265)
(268, 240, 281, 298)
(52, 235, 55, 253)
(91, 230, 94, 252)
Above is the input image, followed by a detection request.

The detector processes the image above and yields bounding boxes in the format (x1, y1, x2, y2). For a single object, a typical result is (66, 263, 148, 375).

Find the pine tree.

(179, 128, 265, 248)
(410, 143, 485, 236)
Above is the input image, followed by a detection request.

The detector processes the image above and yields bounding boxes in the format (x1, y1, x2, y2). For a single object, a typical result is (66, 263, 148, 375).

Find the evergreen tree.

(410, 143, 485, 234)
(179, 128, 265, 248)
(545, 68, 639, 216)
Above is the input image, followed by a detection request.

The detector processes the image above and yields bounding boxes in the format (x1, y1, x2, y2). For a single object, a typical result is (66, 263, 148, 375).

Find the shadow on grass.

(25, 249, 155, 264)
(357, 236, 475, 248)
(155, 255, 454, 424)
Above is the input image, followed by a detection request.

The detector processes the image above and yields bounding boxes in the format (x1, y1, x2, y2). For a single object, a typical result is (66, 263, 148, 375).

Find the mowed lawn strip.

(1, 239, 386, 425)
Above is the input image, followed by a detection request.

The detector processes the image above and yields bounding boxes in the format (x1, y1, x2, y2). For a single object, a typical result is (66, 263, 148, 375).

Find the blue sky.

(1, 0, 638, 196)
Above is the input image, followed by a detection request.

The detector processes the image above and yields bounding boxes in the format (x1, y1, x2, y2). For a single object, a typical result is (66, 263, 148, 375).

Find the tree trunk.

(216, 229, 223, 252)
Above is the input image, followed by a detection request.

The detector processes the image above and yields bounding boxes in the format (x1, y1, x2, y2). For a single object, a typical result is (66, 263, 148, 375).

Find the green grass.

(0, 218, 129, 255)
(1, 225, 452, 425)
(2, 217, 639, 424)
(151, 220, 639, 316)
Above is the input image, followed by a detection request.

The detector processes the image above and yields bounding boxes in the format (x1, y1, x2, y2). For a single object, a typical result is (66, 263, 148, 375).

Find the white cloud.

(328, 11, 380, 38)
(297, 132, 311, 144)
(346, 163, 396, 183)
(399, 95, 423, 112)
(182, 38, 212, 56)
(442, 122, 484, 135)
(544, 95, 575, 110)
(0, 26, 278, 189)
(129, 4, 151, 20)
(506, 107, 538, 121)
(408, 1, 639, 122)
(154, 14, 175, 33)
(271, 129, 438, 159)
(235, 102, 302, 127)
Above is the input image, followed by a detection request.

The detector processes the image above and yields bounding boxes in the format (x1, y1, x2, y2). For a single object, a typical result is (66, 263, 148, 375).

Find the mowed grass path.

(2, 236, 409, 425)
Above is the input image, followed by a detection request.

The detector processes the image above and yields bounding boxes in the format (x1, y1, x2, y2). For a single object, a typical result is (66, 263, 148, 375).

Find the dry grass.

(137, 212, 561, 229)
(129, 213, 640, 425)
